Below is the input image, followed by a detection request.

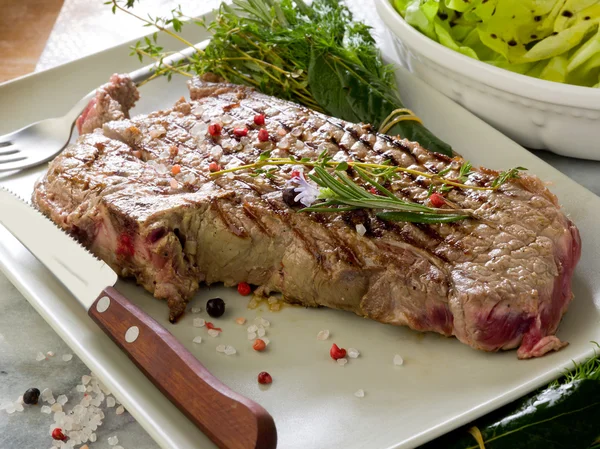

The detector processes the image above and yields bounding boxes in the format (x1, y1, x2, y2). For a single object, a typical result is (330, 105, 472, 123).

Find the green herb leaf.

(335, 161, 349, 171)
(377, 211, 469, 224)
(458, 161, 473, 182)
(492, 166, 528, 188)
(437, 166, 453, 177)
(258, 150, 272, 161)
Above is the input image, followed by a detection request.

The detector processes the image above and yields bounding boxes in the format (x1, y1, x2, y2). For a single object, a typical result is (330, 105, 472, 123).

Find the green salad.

(392, 0, 600, 87)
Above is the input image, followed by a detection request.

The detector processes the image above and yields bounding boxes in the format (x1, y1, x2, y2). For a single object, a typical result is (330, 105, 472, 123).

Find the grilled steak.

(76, 74, 139, 135)
(33, 75, 581, 358)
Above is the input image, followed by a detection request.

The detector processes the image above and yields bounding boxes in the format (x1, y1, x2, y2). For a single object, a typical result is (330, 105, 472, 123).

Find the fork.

(0, 41, 207, 173)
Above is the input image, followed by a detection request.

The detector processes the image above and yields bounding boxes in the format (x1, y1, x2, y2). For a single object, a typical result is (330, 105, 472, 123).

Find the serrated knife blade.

(0, 188, 117, 309)
(0, 187, 277, 449)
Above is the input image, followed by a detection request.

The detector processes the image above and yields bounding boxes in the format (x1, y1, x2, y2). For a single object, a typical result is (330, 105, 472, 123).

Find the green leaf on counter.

(420, 349, 600, 449)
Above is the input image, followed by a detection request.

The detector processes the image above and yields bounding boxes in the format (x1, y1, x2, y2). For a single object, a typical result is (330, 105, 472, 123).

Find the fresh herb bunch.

(109, 0, 454, 156)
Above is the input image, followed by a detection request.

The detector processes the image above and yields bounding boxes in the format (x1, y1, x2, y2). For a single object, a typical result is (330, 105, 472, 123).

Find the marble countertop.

(2, 1, 600, 448)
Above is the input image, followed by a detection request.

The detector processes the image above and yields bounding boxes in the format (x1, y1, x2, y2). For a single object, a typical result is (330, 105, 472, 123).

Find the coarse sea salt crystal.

(207, 329, 220, 338)
(89, 433, 97, 443)
(235, 317, 246, 325)
(393, 354, 404, 366)
(317, 330, 330, 341)
(210, 145, 223, 159)
(36, 352, 46, 361)
(191, 307, 202, 314)
(170, 179, 179, 190)
(47, 397, 56, 405)
(337, 358, 348, 366)
(57, 395, 68, 406)
(41, 405, 51, 414)
(193, 318, 206, 328)
(347, 348, 360, 359)
(277, 137, 291, 149)
(224, 346, 236, 356)
(257, 327, 266, 338)
(14, 402, 24, 412)
(62, 354, 73, 362)
(82, 375, 91, 385)
(106, 397, 116, 408)
(247, 324, 258, 333)
(262, 337, 270, 346)
(182, 173, 196, 185)
(115, 405, 125, 415)
(50, 403, 62, 413)
(108, 436, 119, 446)
(190, 122, 208, 138)
(193, 336, 203, 344)
(41, 388, 52, 399)
(46, 351, 55, 357)
(247, 332, 257, 340)
(216, 345, 226, 353)
(5, 403, 15, 414)
(220, 138, 234, 150)
(149, 125, 166, 139)
(354, 389, 365, 398)
(260, 318, 270, 327)
(355, 224, 367, 237)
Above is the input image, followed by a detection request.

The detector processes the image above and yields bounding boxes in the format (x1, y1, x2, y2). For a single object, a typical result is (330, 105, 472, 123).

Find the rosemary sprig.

(300, 166, 470, 223)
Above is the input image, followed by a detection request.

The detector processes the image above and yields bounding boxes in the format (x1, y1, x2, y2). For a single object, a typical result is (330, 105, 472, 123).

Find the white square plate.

(1, 18, 599, 449)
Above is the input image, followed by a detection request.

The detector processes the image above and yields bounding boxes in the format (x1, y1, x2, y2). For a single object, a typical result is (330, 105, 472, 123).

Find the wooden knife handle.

(88, 286, 277, 449)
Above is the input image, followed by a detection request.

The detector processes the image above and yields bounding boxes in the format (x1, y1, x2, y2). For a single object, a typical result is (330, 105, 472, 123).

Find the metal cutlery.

(0, 40, 207, 173)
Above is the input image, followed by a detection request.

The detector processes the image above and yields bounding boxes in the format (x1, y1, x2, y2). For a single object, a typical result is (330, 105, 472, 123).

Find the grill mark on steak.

(263, 197, 324, 267)
(210, 199, 248, 238)
(33, 77, 582, 359)
(242, 202, 271, 237)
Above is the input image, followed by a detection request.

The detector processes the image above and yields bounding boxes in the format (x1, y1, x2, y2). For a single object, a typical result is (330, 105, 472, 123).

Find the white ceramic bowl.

(375, 0, 600, 160)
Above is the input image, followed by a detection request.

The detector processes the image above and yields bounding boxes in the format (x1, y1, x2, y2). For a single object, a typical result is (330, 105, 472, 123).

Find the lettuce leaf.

(393, 0, 600, 87)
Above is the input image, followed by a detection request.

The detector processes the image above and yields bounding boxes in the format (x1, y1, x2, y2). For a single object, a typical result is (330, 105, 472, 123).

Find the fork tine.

(0, 155, 26, 164)
(0, 147, 18, 156)
(0, 140, 12, 148)
(0, 157, 29, 172)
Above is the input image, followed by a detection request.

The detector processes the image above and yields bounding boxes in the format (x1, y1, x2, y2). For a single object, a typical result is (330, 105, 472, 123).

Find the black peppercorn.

(206, 298, 225, 318)
(23, 388, 40, 405)
(282, 187, 302, 208)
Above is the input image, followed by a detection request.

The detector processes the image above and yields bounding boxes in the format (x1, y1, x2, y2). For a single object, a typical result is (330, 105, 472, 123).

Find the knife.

(0, 188, 277, 449)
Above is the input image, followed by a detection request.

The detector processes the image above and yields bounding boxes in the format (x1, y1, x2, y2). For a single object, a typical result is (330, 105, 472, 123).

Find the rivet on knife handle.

(88, 286, 277, 449)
